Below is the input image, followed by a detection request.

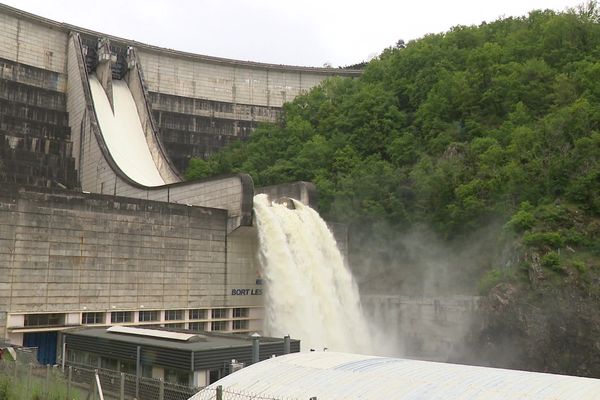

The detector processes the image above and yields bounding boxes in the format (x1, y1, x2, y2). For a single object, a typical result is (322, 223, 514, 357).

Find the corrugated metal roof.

(190, 352, 600, 400)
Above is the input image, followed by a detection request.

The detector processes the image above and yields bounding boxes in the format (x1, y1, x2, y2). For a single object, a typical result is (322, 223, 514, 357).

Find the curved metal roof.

(190, 352, 600, 400)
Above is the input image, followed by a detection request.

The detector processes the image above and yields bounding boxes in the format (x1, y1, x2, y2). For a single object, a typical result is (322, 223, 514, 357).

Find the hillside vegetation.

(186, 3, 600, 376)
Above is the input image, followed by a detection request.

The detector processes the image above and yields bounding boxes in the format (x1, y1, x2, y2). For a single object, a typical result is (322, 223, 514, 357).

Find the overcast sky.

(3, 0, 587, 67)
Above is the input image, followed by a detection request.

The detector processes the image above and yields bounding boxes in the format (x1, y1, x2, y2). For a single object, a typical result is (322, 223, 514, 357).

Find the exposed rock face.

(463, 275, 600, 378)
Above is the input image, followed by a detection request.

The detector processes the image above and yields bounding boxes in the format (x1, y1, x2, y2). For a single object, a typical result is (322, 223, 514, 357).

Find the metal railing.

(192, 386, 302, 400)
(68, 363, 201, 400)
(0, 360, 201, 400)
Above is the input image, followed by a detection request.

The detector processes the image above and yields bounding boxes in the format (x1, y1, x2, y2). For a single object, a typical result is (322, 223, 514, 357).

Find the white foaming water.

(253, 194, 372, 353)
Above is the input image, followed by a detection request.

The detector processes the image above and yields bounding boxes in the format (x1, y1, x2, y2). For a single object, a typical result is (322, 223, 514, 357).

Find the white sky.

(3, 0, 587, 67)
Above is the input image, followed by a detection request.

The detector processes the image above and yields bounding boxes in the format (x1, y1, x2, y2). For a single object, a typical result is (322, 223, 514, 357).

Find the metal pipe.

(251, 333, 260, 364)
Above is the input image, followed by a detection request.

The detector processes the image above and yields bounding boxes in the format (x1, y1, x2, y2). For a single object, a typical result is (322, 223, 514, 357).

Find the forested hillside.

(186, 4, 600, 376)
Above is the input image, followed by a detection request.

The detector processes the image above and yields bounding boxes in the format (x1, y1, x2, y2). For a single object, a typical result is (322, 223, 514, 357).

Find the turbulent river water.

(253, 194, 372, 353)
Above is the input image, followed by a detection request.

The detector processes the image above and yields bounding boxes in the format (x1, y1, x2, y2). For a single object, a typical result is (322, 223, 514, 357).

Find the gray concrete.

(0, 4, 358, 349)
(0, 4, 360, 174)
(0, 185, 265, 342)
(362, 295, 481, 361)
(257, 182, 318, 210)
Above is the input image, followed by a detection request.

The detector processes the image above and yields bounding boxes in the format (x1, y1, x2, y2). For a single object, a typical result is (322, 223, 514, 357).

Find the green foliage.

(0, 362, 82, 400)
(541, 251, 561, 270)
(572, 260, 588, 274)
(505, 202, 535, 232)
(185, 4, 600, 246)
(523, 232, 564, 248)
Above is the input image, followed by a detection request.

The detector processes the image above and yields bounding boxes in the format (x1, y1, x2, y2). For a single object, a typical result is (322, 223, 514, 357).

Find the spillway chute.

(88, 74, 165, 187)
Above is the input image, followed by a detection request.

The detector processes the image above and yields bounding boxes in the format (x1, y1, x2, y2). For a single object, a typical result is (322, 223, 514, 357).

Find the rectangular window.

(232, 320, 248, 330)
(82, 312, 104, 325)
(141, 364, 153, 378)
(211, 321, 228, 331)
(165, 368, 189, 386)
(139, 310, 159, 322)
(165, 310, 184, 321)
(164, 323, 185, 329)
(118, 360, 136, 374)
(24, 313, 64, 327)
(232, 308, 249, 318)
(110, 311, 133, 323)
(189, 309, 207, 320)
(101, 357, 118, 371)
(211, 308, 228, 319)
(188, 322, 205, 332)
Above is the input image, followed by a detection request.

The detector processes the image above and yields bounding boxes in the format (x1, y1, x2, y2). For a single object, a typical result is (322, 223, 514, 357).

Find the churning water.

(253, 194, 372, 353)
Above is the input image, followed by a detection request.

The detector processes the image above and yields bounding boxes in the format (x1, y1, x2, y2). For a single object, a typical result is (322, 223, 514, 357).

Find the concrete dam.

(0, 3, 481, 373)
(0, 3, 359, 365)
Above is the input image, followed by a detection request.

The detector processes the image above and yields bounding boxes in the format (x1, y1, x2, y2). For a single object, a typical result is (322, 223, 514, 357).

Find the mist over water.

(253, 194, 372, 354)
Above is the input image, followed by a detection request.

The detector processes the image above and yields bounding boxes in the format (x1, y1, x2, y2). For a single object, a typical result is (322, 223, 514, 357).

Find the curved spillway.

(88, 75, 165, 187)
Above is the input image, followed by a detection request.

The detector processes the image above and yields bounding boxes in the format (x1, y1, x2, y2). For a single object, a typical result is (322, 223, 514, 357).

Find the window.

(188, 322, 205, 332)
(118, 360, 136, 374)
(82, 312, 104, 325)
(67, 349, 99, 367)
(165, 368, 189, 385)
(209, 369, 221, 384)
(232, 308, 248, 318)
(233, 320, 248, 330)
(164, 323, 185, 329)
(24, 313, 64, 327)
(189, 309, 207, 320)
(111, 311, 132, 323)
(211, 321, 228, 331)
(165, 310, 184, 321)
(101, 357, 118, 371)
(139, 310, 159, 322)
(141, 364, 153, 378)
(211, 308, 227, 319)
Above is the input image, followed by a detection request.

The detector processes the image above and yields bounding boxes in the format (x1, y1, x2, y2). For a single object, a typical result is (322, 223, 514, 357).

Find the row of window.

(111, 320, 248, 331)
(22, 308, 251, 328)
(83, 308, 248, 325)
(67, 348, 191, 385)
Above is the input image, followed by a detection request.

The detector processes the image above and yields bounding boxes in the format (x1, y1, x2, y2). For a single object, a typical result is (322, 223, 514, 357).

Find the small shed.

(63, 326, 298, 387)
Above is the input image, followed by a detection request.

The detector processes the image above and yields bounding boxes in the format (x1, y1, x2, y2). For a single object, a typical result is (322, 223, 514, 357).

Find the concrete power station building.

(0, 4, 359, 364)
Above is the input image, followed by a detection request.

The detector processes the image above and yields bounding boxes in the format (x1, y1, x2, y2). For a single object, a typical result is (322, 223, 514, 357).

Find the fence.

(191, 386, 302, 400)
(0, 360, 201, 400)
(0, 360, 78, 400)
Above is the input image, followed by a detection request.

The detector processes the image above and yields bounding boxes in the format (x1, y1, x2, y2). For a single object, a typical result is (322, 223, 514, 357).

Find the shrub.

(506, 208, 536, 232)
(572, 260, 587, 273)
(541, 251, 561, 270)
(523, 231, 564, 248)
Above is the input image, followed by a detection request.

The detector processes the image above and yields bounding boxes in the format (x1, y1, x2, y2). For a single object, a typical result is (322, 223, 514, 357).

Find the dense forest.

(186, 3, 600, 376)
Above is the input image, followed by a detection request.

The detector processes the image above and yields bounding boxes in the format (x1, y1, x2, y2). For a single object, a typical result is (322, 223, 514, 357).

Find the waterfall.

(253, 194, 372, 354)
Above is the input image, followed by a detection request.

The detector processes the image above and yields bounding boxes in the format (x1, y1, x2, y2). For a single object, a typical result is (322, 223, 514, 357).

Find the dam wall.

(0, 9, 76, 188)
(0, 5, 359, 185)
(137, 46, 353, 170)
(0, 4, 355, 359)
(0, 185, 264, 343)
(362, 294, 481, 361)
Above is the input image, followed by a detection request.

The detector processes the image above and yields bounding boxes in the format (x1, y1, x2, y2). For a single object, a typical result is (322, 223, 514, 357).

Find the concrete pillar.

(96, 37, 115, 110)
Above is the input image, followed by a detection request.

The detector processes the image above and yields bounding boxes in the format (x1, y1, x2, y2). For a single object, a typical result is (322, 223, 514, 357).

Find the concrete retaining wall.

(362, 294, 481, 361)
(0, 185, 264, 340)
(0, 186, 228, 313)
